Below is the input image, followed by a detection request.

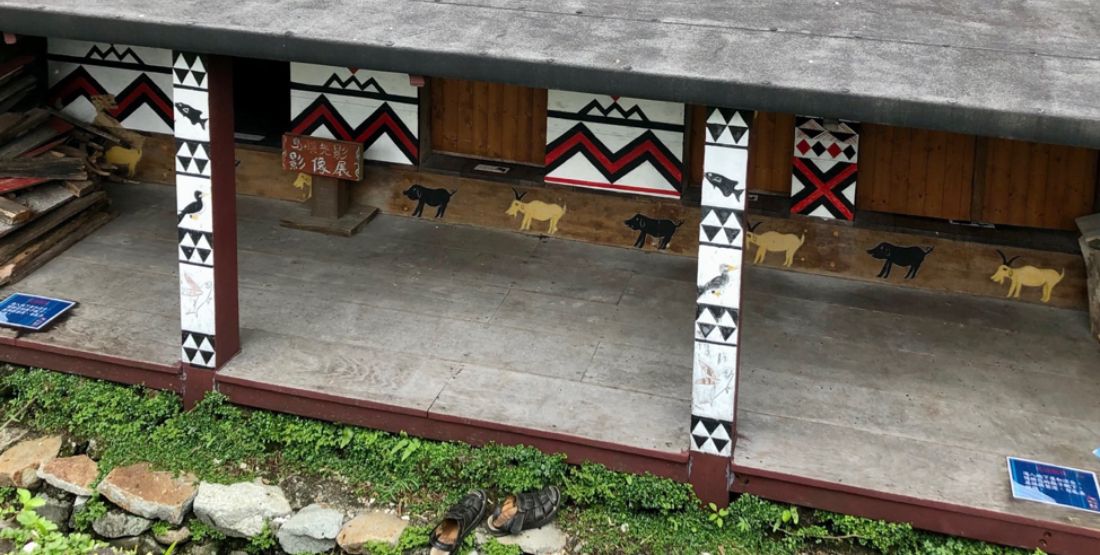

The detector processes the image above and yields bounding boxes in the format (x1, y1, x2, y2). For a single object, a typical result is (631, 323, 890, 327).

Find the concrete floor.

(4, 182, 1100, 532)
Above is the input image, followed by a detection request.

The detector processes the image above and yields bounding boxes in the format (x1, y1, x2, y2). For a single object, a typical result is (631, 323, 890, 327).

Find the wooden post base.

(280, 175, 378, 237)
(689, 451, 732, 507)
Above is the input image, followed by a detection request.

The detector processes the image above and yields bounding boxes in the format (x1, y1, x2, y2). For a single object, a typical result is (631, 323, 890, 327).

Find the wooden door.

(429, 78, 547, 165)
(977, 138, 1098, 230)
(857, 124, 976, 221)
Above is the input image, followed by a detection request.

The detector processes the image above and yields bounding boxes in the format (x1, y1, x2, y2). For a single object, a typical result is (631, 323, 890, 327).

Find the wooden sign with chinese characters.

(281, 134, 363, 182)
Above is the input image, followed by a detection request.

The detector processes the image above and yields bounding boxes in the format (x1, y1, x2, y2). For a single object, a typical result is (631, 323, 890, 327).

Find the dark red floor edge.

(214, 374, 689, 481)
(3, 338, 1099, 555)
(731, 464, 1100, 555)
(0, 339, 182, 392)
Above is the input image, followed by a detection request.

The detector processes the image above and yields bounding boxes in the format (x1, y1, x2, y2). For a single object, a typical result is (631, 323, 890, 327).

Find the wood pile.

(0, 55, 124, 286)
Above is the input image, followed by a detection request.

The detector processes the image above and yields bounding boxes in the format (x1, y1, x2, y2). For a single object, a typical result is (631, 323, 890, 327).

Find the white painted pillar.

(691, 108, 752, 458)
(172, 51, 238, 370)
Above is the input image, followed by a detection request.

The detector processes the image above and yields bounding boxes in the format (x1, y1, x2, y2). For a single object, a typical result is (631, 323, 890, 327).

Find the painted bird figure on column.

(697, 263, 736, 298)
(178, 190, 204, 223)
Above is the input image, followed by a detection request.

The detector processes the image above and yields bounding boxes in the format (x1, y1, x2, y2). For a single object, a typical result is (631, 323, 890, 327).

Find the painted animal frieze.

(624, 213, 684, 250)
(506, 188, 566, 235)
(991, 250, 1065, 303)
(746, 222, 805, 267)
(866, 242, 933, 279)
(403, 184, 456, 218)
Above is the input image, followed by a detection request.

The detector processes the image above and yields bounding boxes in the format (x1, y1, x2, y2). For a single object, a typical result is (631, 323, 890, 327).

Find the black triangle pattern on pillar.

(697, 323, 715, 337)
(706, 123, 726, 142)
(726, 126, 748, 144)
(701, 225, 721, 242)
(719, 326, 737, 340)
(690, 415, 733, 456)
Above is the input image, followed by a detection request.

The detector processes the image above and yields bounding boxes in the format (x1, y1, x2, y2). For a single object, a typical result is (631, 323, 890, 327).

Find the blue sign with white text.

(0, 293, 76, 331)
(1007, 457, 1100, 514)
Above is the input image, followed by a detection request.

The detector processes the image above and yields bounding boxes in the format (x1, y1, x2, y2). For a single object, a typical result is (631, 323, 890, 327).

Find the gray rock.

(92, 509, 153, 539)
(108, 534, 163, 555)
(476, 523, 568, 555)
(0, 436, 62, 488)
(153, 525, 190, 546)
(37, 455, 97, 497)
(192, 481, 292, 538)
(69, 495, 88, 530)
(179, 543, 219, 555)
(96, 463, 198, 526)
(276, 503, 344, 554)
(337, 511, 408, 553)
(33, 492, 72, 533)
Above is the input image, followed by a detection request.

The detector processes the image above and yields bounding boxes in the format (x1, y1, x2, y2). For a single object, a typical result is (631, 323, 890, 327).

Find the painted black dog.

(704, 172, 743, 202)
(403, 184, 456, 218)
(866, 242, 934, 279)
(624, 213, 684, 250)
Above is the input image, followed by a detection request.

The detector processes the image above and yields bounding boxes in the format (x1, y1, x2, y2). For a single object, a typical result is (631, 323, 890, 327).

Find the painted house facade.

(1, 2, 1099, 553)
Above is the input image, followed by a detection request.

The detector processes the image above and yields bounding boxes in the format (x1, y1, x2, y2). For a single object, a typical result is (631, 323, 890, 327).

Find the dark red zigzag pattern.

(48, 66, 173, 128)
(290, 95, 419, 164)
(545, 123, 683, 191)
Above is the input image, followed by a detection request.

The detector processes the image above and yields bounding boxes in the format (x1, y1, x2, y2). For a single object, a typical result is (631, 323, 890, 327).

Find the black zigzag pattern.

(577, 99, 649, 121)
(545, 123, 683, 190)
(321, 74, 385, 93)
(85, 44, 146, 65)
(289, 95, 419, 164)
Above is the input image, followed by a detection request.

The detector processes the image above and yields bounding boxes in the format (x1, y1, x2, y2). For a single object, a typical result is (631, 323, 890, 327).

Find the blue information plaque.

(1007, 456, 1100, 514)
(0, 293, 76, 331)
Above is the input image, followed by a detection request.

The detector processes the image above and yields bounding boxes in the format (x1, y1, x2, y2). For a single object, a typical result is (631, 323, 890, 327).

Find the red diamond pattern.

(827, 143, 842, 158)
(796, 139, 811, 155)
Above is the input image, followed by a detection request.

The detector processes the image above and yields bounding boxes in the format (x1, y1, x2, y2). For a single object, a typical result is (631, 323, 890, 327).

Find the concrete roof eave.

(1, 0, 1099, 149)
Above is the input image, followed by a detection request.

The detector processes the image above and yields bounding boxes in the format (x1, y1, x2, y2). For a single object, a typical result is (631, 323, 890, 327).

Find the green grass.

(0, 367, 1041, 555)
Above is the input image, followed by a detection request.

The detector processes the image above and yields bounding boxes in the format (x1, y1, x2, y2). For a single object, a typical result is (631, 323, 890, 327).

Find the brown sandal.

(486, 485, 561, 536)
(429, 490, 489, 552)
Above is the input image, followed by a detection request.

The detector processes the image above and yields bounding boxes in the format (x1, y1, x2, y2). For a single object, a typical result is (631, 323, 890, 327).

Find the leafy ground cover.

(0, 367, 1040, 555)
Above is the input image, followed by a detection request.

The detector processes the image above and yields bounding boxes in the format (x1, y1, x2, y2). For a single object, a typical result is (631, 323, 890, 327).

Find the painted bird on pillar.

(177, 190, 204, 223)
(697, 263, 736, 298)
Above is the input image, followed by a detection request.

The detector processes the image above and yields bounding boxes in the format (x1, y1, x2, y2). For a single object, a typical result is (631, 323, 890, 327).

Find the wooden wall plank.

(745, 111, 795, 195)
(430, 78, 546, 165)
(979, 139, 1098, 230)
(859, 123, 975, 221)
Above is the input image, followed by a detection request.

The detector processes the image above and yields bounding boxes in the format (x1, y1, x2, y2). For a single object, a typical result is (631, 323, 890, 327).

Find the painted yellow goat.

(745, 222, 805, 267)
(505, 188, 566, 235)
(990, 249, 1065, 303)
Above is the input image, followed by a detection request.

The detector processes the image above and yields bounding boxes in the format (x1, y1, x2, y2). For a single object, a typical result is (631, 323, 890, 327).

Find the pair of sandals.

(428, 486, 562, 553)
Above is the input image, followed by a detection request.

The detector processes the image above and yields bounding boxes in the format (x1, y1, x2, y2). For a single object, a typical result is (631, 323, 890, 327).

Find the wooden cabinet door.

(429, 78, 547, 166)
(857, 124, 976, 221)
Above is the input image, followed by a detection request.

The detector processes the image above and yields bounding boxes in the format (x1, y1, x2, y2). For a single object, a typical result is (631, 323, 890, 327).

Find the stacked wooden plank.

(0, 56, 124, 286)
